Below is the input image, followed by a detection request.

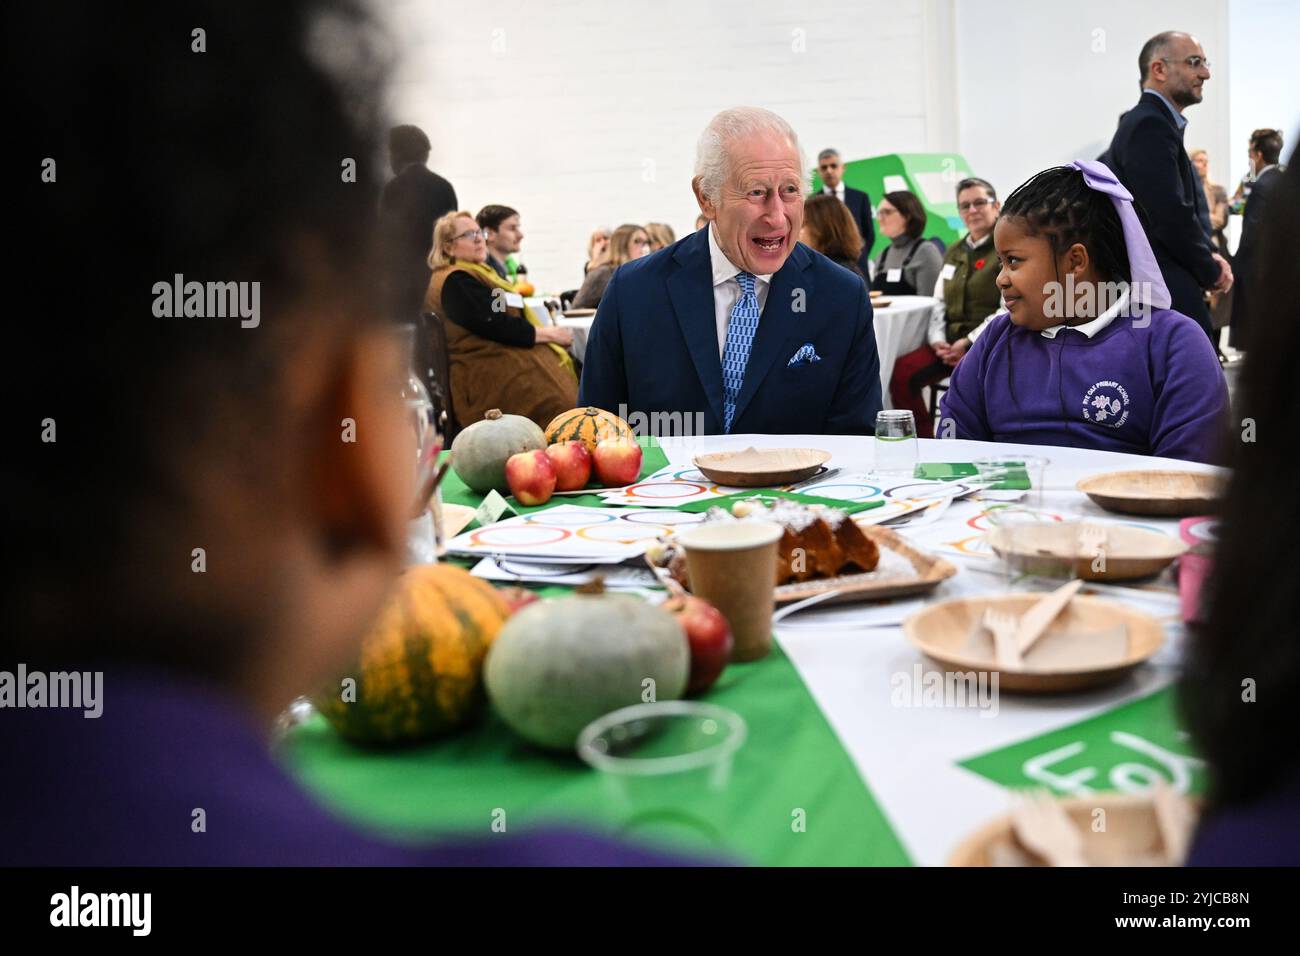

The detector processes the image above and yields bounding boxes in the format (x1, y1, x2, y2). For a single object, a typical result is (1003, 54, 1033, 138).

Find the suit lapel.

(667, 230, 725, 426)
(731, 243, 813, 426)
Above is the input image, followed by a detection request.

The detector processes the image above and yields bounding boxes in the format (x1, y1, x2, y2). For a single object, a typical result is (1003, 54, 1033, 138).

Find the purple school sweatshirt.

(939, 309, 1228, 463)
(0, 668, 708, 866)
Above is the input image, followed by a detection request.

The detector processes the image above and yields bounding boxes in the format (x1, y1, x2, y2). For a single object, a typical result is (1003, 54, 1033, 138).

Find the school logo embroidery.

(1082, 380, 1130, 428)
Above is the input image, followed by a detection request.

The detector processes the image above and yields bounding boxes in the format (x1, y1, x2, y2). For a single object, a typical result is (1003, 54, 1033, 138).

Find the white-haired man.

(579, 106, 883, 435)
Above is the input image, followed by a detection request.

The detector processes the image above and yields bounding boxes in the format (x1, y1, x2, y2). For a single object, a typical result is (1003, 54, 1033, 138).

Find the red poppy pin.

(974, 258, 986, 270)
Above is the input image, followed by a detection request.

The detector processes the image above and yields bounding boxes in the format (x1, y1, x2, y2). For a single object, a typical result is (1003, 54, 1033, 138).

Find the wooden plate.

(869, 289, 884, 298)
(561, 308, 597, 318)
(949, 792, 1201, 867)
(902, 593, 1165, 693)
(693, 447, 831, 487)
(1076, 470, 1223, 517)
(872, 298, 893, 308)
(985, 521, 1187, 581)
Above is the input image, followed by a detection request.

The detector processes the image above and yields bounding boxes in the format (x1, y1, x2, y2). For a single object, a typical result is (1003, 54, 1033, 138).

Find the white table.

(872, 294, 941, 409)
(555, 312, 595, 363)
(562, 297, 939, 395)
(657, 433, 1221, 865)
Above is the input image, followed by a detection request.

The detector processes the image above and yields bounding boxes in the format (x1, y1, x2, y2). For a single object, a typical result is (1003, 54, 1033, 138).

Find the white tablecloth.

(561, 296, 939, 399)
(657, 433, 1221, 865)
(872, 294, 941, 409)
(555, 312, 595, 364)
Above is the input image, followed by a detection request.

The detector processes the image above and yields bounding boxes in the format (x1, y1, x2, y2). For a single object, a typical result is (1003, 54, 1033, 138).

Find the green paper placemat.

(680, 489, 885, 515)
(958, 687, 1205, 796)
(914, 461, 1030, 491)
(441, 435, 669, 519)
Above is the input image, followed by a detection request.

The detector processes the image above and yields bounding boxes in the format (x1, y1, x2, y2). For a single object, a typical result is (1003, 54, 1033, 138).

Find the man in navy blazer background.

(813, 147, 875, 275)
(579, 106, 883, 436)
(1101, 31, 1232, 342)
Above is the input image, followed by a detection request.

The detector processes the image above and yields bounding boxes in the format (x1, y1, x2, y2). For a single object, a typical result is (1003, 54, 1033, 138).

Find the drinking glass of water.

(874, 409, 918, 476)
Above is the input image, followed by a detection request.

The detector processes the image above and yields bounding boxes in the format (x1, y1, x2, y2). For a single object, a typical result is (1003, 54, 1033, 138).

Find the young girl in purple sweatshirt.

(939, 162, 1229, 464)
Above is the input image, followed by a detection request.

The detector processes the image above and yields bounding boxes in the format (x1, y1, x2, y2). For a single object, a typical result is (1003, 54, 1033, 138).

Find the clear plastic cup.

(973, 455, 1050, 508)
(875, 409, 918, 476)
(577, 701, 747, 850)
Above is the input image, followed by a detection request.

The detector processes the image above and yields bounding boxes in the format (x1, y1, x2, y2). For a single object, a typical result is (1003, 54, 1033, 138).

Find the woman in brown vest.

(424, 211, 578, 428)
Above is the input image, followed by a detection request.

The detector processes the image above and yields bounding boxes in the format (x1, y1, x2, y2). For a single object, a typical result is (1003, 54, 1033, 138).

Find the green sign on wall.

(811, 152, 974, 259)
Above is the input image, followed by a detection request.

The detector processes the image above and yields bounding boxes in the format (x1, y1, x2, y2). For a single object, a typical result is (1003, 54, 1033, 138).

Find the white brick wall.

(381, 0, 943, 292)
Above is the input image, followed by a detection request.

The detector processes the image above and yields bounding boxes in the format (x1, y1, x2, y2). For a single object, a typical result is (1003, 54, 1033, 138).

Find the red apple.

(592, 437, 642, 486)
(497, 586, 541, 614)
(545, 440, 592, 491)
(505, 449, 556, 505)
(664, 594, 733, 695)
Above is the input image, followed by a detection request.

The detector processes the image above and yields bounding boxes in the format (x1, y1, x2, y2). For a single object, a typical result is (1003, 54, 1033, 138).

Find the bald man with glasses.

(1102, 31, 1232, 345)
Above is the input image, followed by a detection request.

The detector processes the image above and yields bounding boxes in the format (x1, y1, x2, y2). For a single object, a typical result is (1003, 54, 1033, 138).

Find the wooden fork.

(982, 607, 1023, 668)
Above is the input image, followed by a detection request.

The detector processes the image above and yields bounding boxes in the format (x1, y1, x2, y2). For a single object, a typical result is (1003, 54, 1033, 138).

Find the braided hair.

(999, 166, 1132, 285)
(993, 165, 1137, 413)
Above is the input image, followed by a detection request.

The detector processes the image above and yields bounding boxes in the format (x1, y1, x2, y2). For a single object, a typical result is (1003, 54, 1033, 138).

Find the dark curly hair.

(3, 0, 392, 675)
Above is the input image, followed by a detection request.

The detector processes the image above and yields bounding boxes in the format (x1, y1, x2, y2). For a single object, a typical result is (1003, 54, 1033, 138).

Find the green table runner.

(282, 640, 910, 865)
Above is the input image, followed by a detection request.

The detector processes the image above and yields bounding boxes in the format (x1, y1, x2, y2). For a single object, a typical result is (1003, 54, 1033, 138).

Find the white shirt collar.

(823, 181, 846, 201)
(708, 224, 773, 288)
(1038, 286, 1130, 339)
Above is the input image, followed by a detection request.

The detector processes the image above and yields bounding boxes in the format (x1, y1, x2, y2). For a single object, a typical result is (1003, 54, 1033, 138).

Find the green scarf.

(452, 260, 575, 378)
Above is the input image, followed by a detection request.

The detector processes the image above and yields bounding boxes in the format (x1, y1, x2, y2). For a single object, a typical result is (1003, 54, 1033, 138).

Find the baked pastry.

(649, 499, 879, 588)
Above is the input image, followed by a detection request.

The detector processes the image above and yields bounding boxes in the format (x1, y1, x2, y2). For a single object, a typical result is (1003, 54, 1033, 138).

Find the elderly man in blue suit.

(579, 106, 883, 435)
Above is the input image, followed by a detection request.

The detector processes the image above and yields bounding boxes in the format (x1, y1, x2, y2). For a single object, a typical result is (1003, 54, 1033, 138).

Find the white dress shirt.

(822, 182, 846, 202)
(708, 224, 773, 358)
(1037, 286, 1128, 339)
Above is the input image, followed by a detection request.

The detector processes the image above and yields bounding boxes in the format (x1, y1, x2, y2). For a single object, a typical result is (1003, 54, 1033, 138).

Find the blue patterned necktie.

(720, 271, 760, 432)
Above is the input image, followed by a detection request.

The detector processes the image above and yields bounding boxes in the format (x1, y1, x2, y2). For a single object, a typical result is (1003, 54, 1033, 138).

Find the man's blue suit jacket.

(578, 227, 883, 435)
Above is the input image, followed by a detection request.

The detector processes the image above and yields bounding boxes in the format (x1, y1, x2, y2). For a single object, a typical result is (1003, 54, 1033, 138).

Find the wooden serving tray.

(648, 522, 957, 606)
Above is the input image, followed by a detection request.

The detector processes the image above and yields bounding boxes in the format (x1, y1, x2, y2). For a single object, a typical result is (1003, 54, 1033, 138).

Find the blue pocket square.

(787, 343, 822, 367)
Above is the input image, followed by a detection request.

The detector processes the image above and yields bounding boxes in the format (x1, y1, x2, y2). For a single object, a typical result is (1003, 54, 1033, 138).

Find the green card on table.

(914, 461, 1030, 491)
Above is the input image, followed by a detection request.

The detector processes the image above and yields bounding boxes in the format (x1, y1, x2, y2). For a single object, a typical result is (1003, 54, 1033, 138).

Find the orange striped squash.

(315, 564, 512, 745)
(544, 406, 633, 453)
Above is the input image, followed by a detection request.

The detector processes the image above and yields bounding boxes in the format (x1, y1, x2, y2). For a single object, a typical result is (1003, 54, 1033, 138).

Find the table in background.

(872, 294, 941, 409)
(554, 312, 595, 364)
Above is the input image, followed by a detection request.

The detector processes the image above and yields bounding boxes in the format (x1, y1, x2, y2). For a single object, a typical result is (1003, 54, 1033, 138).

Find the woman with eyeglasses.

(888, 178, 1003, 437)
(424, 211, 577, 428)
(571, 223, 652, 309)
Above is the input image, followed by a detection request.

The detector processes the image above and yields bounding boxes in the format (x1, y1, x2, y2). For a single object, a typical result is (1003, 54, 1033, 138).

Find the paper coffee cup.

(674, 519, 783, 662)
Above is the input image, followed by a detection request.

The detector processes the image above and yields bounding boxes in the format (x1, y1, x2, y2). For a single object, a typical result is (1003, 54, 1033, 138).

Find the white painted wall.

(953, 0, 1232, 205)
(1227, 0, 1300, 188)
(378, 0, 1296, 292)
